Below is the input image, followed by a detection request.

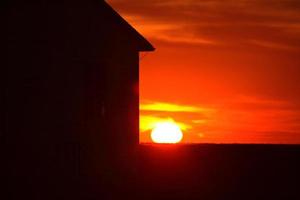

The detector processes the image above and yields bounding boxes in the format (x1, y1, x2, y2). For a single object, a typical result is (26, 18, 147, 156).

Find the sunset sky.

(108, 0, 300, 144)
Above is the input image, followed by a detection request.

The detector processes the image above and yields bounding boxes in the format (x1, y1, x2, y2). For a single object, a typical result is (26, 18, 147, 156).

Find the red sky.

(108, 0, 300, 144)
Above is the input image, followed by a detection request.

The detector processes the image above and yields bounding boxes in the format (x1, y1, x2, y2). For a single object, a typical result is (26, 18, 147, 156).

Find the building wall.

(5, 1, 141, 199)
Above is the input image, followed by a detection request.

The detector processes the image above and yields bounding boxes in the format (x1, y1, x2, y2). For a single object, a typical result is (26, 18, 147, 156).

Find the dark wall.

(5, 1, 140, 199)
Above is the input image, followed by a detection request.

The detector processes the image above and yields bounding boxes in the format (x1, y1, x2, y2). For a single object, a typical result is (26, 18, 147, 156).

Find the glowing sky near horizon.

(108, 0, 300, 144)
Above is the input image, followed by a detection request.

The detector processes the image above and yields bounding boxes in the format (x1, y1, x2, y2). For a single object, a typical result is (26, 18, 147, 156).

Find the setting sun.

(151, 122, 183, 144)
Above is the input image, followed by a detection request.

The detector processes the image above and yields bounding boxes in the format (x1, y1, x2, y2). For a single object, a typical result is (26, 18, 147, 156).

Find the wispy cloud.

(122, 14, 217, 45)
(249, 39, 298, 50)
(140, 115, 191, 132)
(109, 0, 300, 50)
(211, 95, 300, 133)
(140, 101, 213, 113)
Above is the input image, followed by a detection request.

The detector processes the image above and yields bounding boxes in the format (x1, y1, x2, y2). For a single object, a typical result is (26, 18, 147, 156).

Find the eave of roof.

(103, 1, 155, 52)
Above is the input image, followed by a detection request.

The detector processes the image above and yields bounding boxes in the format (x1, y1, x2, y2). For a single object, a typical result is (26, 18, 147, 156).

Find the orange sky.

(108, 0, 300, 144)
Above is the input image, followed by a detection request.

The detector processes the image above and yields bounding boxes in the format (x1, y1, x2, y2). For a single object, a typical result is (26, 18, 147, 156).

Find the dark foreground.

(7, 144, 300, 200)
(136, 144, 300, 200)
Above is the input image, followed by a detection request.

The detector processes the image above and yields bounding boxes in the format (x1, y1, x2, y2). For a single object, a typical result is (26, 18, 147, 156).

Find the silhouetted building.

(6, 1, 153, 199)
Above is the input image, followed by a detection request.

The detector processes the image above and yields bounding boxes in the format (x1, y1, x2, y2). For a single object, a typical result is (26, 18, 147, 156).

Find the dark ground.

(6, 143, 300, 200)
(135, 144, 300, 200)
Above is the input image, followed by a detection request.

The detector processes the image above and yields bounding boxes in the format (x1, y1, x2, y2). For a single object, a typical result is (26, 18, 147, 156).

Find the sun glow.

(151, 122, 183, 144)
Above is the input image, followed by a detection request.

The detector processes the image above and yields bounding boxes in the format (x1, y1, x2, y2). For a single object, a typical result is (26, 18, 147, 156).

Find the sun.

(151, 121, 183, 144)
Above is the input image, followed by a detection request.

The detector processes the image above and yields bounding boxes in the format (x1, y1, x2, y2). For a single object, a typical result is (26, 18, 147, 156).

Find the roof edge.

(103, 1, 155, 52)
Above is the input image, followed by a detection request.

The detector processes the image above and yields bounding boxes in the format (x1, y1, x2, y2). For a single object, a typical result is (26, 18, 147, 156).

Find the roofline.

(103, 1, 155, 52)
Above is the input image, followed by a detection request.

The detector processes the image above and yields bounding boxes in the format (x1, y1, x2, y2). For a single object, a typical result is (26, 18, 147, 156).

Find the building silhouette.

(6, 0, 153, 199)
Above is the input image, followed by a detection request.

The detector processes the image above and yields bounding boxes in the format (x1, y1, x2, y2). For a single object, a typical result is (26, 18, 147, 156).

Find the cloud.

(121, 14, 217, 46)
(211, 95, 300, 133)
(139, 101, 215, 138)
(248, 39, 298, 50)
(109, 0, 300, 50)
(140, 101, 213, 113)
(140, 115, 191, 132)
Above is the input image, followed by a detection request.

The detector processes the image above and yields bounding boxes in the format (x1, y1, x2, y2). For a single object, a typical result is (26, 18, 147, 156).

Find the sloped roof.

(102, 1, 155, 52)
